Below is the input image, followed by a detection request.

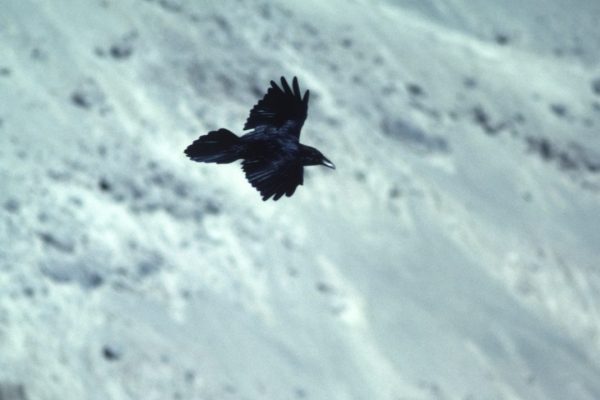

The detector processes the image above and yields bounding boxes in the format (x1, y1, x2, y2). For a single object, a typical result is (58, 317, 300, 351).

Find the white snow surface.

(1, 0, 600, 399)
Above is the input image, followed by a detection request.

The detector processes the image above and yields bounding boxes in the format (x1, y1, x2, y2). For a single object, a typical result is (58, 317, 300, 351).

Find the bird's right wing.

(242, 157, 304, 201)
(244, 76, 310, 138)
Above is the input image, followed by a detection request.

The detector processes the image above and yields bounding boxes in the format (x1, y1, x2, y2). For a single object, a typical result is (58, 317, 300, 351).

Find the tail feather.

(184, 128, 241, 164)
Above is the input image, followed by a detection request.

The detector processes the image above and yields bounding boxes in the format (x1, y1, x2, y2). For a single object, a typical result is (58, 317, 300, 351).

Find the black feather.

(243, 76, 308, 138)
(185, 77, 333, 201)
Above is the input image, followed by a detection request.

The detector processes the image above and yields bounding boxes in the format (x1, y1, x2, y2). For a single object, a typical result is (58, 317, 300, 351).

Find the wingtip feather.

(303, 89, 310, 105)
(280, 76, 292, 95)
(270, 80, 281, 92)
(292, 77, 301, 99)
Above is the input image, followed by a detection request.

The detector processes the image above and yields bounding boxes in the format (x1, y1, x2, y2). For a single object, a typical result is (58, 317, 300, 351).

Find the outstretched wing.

(242, 157, 304, 201)
(244, 76, 310, 138)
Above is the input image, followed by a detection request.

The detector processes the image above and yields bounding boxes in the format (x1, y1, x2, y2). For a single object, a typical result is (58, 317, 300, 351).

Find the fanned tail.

(184, 129, 242, 164)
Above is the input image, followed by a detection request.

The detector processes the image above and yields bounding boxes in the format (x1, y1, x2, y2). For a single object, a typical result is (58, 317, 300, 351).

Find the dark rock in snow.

(0, 383, 28, 400)
(381, 118, 449, 154)
(591, 78, 600, 96)
(550, 103, 567, 118)
(102, 345, 122, 361)
(71, 92, 93, 109)
(495, 33, 510, 45)
(108, 31, 138, 60)
(472, 106, 506, 135)
(98, 178, 112, 192)
(406, 82, 424, 97)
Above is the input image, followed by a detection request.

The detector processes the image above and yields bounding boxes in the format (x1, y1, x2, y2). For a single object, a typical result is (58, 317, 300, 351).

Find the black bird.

(184, 76, 335, 201)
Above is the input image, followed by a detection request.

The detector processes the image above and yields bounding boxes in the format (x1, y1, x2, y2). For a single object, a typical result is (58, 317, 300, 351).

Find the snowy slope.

(1, 0, 600, 399)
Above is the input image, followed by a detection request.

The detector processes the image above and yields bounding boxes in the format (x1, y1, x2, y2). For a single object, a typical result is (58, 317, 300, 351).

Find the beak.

(322, 157, 336, 169)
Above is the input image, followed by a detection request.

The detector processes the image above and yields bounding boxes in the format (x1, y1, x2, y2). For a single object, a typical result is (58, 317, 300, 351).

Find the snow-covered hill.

(1, 0, 600, 399)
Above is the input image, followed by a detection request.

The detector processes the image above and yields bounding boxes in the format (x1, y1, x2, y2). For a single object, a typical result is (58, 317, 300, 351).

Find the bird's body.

(185, 77, 334, 201)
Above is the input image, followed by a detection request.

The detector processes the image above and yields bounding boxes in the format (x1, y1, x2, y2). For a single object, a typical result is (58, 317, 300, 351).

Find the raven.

(184, 76, 334, 201)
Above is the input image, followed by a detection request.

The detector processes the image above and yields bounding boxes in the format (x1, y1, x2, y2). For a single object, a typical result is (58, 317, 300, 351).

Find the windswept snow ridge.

(1, 0, 599, 399)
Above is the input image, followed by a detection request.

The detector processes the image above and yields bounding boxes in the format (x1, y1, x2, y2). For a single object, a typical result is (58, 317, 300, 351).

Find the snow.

(1, 0, 600, 399)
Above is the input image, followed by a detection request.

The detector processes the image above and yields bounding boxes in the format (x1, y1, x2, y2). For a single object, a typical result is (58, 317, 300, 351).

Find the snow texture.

(1, 0, 600, 399)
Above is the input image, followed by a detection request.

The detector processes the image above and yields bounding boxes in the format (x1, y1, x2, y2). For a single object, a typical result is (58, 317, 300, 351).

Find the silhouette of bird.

(184, 76, 334, 201)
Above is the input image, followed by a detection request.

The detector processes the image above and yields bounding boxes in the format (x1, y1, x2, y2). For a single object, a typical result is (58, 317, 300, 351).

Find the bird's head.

(301, 145, 335, 169)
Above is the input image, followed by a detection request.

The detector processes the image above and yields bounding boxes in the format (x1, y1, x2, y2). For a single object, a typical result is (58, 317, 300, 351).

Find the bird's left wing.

(242, 157, 304, 201)
(244, 76, 310, 138)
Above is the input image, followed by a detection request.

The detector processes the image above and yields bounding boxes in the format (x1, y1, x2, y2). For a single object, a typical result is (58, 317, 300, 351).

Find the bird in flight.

(184, 76, 334, 201)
